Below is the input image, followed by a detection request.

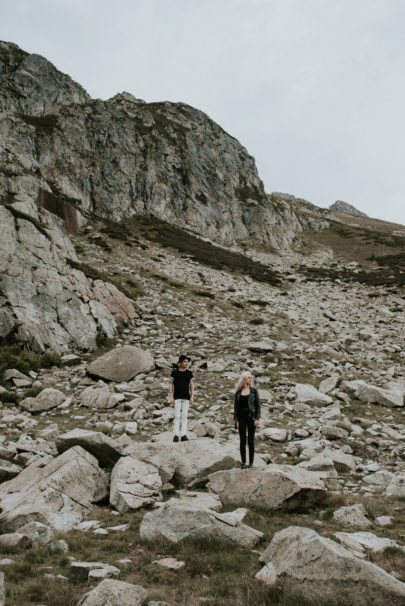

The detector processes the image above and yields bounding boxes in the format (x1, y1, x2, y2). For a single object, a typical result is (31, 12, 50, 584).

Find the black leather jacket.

(234, 387, 261, 421)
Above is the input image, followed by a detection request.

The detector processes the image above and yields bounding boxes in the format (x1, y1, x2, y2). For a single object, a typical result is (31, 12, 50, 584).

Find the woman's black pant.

(238, 417, 256, 465)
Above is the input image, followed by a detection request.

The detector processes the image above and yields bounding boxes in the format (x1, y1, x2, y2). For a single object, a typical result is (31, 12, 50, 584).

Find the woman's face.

(245, 374, 252, 386)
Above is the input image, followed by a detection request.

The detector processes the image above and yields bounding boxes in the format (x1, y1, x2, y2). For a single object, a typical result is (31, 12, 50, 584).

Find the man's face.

(180, 359, 189, 370)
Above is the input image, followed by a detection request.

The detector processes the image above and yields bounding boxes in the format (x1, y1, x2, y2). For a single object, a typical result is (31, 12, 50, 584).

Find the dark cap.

(178, 355, 191, 363)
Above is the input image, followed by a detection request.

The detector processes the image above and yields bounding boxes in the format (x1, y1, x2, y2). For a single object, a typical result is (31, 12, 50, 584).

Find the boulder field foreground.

(1, 40, 405, 606)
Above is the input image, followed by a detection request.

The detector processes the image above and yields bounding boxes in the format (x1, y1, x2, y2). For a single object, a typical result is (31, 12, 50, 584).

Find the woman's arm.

(255, 389, 261, 420)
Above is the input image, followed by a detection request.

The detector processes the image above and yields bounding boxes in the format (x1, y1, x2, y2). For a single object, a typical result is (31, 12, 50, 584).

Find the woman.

(234, 371, 260, 469)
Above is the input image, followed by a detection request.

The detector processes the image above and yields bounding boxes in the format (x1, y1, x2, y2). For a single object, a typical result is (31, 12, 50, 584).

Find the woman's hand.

(254, 420, 259, 427)
(236, 421, 239, 429)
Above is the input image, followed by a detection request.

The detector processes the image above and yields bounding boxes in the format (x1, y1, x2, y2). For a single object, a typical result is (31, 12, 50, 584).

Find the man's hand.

(254, 420, 259, 427)
(190, 397, 194, 404)
(170, 398, 175, 406)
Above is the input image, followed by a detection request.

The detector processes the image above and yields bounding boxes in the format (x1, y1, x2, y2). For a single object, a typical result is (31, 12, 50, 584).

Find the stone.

(87, 346, 154, 382)
(386, 473, 405, 497)
(319, 376, 339, 394)
(110, 457, 162, 512)
(0, 446, 108, 531)
(80, 384, 124, 410)
(16, 521, 54, 545)
(259, 428, 288, 442)
(321, 449, 356, 473)
(140, 501, 263, 548)
(259, 526, 405, 605)
(335, 531, 403, 556)
(125, 438, 238, 487)
(3, 369, 31, 382)
(207, 465, 327, 511)
(155, 557, 185, 570)
(255, 562, 277, 586)
(48, 539, 69, 553)
(248, 340, 274, 353)
(70, 561, 120, 581)
(297, 456, 340, 490)
(56, 429, 125, 467)
(19, 388, 65, 412)
(0, 571, 4, 606)
(295, 384, 333, 407)
(356, 382, 404, 408)
(78, 579, 147, 606)
(320, 425, 349, 439)
(0, 459, 22, 482)
(0, 533, 32, 553)
(333, 504, 372, 529)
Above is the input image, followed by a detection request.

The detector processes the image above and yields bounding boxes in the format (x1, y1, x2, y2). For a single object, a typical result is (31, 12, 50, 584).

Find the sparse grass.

(21, 386, 44, 399)
(0, 345, 39, 381)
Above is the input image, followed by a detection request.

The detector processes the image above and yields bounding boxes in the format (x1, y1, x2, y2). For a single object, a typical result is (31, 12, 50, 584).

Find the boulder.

(0, 459, 21, 482)
(0, 446, 108, 531)
(140, 501, 263, 548)
(87, 346, 154, 382)
(207, 465, 327, 511)
(259, 428, 288, 442)
(295, 384, 333, 407)
(333, 504, 372, 529)
(110, 457, 162, 512)
(248, 340, 274, 353)
(16, 521, 54, 545)
(320, 425, 349, 440)
(297, 456, 340, 490)
(19, 388, 65, 412)
(71, 561, 120, 581)
(78, 579, 147, 606)
(259, 526, 405, 605)
(319, 376, 339, 394)
(386, 472, 405, 497)
(356, 382, 404, 408)
(56, 429, 125, 467)
(0, 533, 32, 553)
(125, 438, 238, 487)
(80, 384, 124, 410)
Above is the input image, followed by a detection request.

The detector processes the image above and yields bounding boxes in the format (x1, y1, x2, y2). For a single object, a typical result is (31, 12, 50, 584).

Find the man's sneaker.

(173, 435, 179, 443)
(241, 463, 247, 469)
(181, 435, 189, 441)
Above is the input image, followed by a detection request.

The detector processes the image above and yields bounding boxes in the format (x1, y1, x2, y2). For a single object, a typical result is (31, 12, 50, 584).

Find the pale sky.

(2, 0, 405, 225)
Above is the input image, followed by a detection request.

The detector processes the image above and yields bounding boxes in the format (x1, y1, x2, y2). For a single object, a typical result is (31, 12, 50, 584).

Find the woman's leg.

(247, 419, 256, 466)
(238, 417, 247, 465)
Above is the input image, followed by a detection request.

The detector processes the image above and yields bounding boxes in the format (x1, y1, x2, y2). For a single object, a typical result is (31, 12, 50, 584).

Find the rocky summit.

(1, 41, 405, 606)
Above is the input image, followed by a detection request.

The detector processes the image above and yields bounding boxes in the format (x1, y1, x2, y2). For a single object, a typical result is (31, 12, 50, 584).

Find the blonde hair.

(235, 371, 253, 392)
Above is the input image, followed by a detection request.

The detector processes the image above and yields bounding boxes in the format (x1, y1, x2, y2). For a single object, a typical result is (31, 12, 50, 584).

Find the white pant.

(174, 399, 189, 436)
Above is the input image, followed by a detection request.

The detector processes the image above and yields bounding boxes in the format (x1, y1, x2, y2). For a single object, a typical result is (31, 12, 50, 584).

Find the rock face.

(259, 526, 405, 606)
(207, 465, 327, 511)
(0, 446, 108, 531)
(139, 500, 263, 548)
(56, 429, 125, 466)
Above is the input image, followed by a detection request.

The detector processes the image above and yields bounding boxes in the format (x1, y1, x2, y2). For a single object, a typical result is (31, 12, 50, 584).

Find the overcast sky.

(2, 0, 405, 225)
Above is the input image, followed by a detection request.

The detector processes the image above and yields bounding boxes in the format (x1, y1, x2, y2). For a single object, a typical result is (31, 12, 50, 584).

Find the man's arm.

(190, 378, 194, 403)
(169, 379, 174, 405)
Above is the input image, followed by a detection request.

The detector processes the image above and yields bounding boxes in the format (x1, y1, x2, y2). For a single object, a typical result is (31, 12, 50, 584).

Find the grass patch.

(0, 345, 40, 379)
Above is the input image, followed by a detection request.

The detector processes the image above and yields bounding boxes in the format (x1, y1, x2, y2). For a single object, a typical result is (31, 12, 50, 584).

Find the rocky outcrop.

(329, 200, 368, 217)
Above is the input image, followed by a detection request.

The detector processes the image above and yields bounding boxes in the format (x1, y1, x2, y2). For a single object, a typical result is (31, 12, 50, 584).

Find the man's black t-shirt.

(170, 368, 194, 399)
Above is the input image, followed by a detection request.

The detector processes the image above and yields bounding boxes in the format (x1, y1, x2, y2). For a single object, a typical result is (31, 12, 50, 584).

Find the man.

(169, 354, 194, 442)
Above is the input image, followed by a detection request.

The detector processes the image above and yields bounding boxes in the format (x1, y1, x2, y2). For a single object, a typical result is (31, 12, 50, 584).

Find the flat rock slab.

(56, 429, 125, 467)
(78, 579, 147, 606)
(207, 465, 327, 511)
(140, 501, 263, 548)
(110, 456, 162, 512)
(87, 346, 154, 382)
(0, 446, 108, 532)
(334, 531, 403, 557)
(19, 388, 65, 412)
(125, 438, 238, 487)
(259, 526, 405, 606)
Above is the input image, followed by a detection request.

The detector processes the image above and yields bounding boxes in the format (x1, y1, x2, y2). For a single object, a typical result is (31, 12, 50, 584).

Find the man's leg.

(247, 419, 256, 466)
(181, 399, 189, 438)
(238, 417, 247, 465)
(173, 399, 181, 440)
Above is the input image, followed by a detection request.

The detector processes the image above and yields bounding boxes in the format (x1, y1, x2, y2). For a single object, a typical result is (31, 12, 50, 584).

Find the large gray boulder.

(80, 384, 124, 410)
(0, 446, 108, 531)
(259, 526, 405, 605)
(19, 387, 66, 412)
(110, 456, 162, 511)
(356, 382, 404, 408)
(126, 438, 238, 487)
(56, 428, 125, 467)
(295, 384, 333, 407)
(207, 465, 327, 511)
(87, 346, 155, 382)
(140, 500, 263, 548)
(78, 579, 147, 606)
